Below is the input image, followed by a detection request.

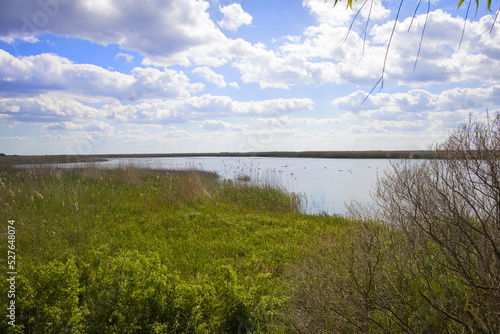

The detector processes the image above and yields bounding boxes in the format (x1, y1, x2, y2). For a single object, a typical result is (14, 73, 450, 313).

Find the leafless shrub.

(375, 114, 500, 332)
(288, 114, 500, 333)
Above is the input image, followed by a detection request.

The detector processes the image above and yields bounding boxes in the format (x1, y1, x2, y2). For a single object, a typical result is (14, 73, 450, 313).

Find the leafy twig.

(338, 0, 368, 45)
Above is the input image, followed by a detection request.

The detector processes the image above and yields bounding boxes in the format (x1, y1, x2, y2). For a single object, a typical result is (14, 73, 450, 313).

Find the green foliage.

(0, 166, 340, 333)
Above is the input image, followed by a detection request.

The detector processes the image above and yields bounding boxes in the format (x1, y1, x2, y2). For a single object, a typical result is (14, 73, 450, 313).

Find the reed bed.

(0, 164, 341, 333)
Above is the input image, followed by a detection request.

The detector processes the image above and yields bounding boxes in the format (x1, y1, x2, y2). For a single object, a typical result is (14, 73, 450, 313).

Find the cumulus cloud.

(0, 50, 203, 100)
(1, 0, 498, 88)
(368, 10, 500, 85)
(306, 0, 390, 26)
(331, 85, 500, 147)
(200, 120, 247, 131)
(192, 66, 227, 87)
(0, 136, 28, 140)
(114, 52, 134, 63)
(217, 3, 253, 31)
(231, 3, 499, 88)
(333, 85, 500, 115)
(103, 95, 314, 124)
(0, 0, 229, 67)
(256, 116, 341, 127)
(42, 120, 114, 132)
(0, 94, 99, 123)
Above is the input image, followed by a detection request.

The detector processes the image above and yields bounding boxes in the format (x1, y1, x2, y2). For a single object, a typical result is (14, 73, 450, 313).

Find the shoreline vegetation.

(2, 116, 499, 333)
(0, 150, 437, 165)
(0, 164, 332, 333)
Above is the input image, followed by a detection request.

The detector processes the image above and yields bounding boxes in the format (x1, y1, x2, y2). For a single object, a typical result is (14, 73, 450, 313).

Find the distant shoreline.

(0, 150, 437, 165)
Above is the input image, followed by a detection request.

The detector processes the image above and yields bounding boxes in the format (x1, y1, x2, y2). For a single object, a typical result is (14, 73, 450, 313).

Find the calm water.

(79, 156, 397, 215)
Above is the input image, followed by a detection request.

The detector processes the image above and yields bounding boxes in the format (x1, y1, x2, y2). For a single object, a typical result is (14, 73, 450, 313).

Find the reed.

(0, 165, 340, 333)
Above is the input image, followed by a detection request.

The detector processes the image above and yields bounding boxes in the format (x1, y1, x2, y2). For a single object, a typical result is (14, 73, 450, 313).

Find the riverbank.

(1, 161, 495, 332)
(0, 165, 341, 332)
(0, 150, 435, 165)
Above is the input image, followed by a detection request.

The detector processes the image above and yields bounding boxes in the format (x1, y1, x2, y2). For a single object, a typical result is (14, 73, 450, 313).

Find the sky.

(0, 0, 499, 155)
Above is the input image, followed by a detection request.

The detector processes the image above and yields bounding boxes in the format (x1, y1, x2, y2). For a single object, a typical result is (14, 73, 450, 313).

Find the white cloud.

(0, 50, 203, 100)
(305, 0, 390, 26)
(0, 0, 230, 67)
(0, 94, 99, 123)
(231, 44, 340, 88)
(0, 136, 28, 140)
(192, 66, 227, 87)
(218, 3, 253, 31)
(1, 0, 498, 88)
(42, 120, 114, 132)
(333, 85, 500, 115)
(256, 116, 341, 127)
(114, 52, 134, 63)
(233, 98, 314, 116)
(103, 95, 314, 124)
(200, 120, 247, 131)
(230, 4, 499, 89)
(332, 85, 500, 147)
(367, 10, 500, 85)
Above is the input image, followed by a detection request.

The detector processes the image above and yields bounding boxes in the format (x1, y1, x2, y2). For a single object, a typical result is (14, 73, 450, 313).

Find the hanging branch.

(356, 0, 375, 67)
(477, 5, 499, 38)
(407, 0, 423, 32)
(361, 0, 404, 105)
(333, 0, 497, 105)
(413, 0, 431, 71)
(337, 0, 377, 69)
(338, 0, 368, 45)
(459, 0, 473, 50)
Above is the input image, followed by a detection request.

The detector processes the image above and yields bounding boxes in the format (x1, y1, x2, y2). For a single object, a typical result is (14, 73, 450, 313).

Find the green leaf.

(333, 0, 354, 10)
(487, 0, 492, 11)
(457, 0, 465, 8)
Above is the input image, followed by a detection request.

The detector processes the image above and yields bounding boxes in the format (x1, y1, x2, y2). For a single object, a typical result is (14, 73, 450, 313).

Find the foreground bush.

(6, 250, 282, 334)
(289, 115, 500, 333)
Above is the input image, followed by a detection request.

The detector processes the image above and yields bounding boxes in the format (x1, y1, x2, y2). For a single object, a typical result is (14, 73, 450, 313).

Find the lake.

(71, 156, 400, 215)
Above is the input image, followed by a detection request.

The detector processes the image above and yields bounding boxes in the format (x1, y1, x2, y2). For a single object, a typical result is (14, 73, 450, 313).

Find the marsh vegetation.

(0, 164, 337, 333)
(1, 115, 499, 333)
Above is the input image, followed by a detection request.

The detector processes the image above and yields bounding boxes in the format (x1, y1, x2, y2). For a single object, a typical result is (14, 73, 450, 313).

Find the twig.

(356, 0, 375, 67)
(413, 0, 431, 71)
(362, 0, 404, 104)
(459, 0, 472, 50)
(338, 0, 368, 45)
(408, 0, 423, 32)
(477, 6, 499, 38)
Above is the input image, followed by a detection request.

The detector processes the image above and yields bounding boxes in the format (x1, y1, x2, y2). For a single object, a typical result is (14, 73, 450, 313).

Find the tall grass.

(0, 165, 341, 333)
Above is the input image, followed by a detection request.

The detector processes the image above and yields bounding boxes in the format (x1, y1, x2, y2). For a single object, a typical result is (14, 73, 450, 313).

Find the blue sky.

(0, 0, 499, 155)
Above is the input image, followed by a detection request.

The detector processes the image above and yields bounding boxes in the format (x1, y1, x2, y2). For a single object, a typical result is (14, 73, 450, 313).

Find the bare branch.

(413, 0, 431, 71)
(459, 0, 473, 50)
(362, 0, 404, 104)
